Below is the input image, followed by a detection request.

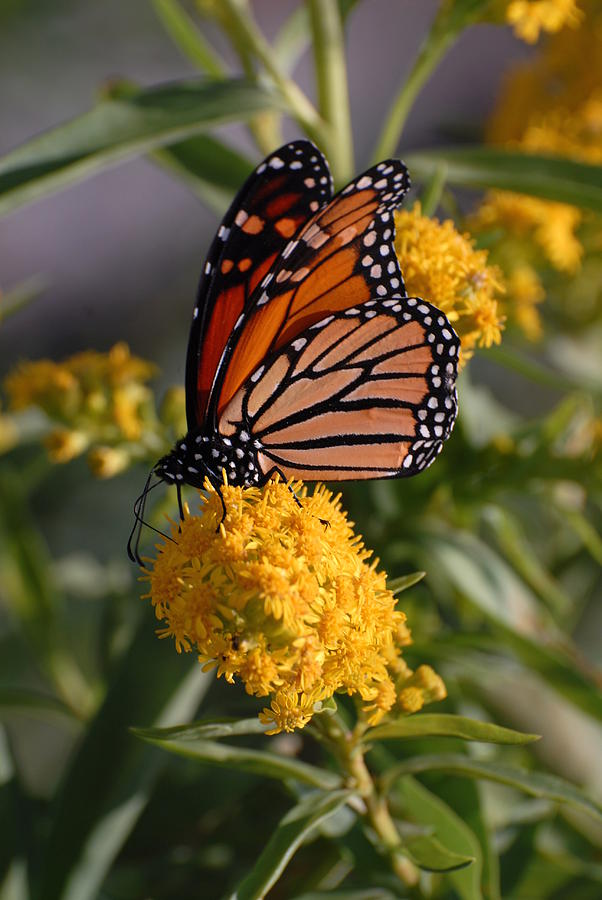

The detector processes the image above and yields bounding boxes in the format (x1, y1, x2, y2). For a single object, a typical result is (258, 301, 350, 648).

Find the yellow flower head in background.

(504, 0, 583, 43)
(3, 343, 164, 472)
(471, 0, 602, 337)
(143, 477, 446, 735)
(394, 203, 505, 362)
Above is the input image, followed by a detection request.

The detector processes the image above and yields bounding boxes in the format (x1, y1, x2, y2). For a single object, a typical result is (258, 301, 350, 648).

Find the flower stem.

(371, 0, 490, 163)
(371, 24, 455, 163)
(218, 0, 326, 145)
(307, 0, 354, 185)
(314, 712, 419, 888)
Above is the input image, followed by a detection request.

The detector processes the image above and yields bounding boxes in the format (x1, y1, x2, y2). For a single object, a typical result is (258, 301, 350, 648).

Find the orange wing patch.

(217, 296, 459, 482)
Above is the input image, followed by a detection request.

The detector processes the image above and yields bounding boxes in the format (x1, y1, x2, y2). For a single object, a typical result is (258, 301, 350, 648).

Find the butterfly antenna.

(127, 472, 175, 564)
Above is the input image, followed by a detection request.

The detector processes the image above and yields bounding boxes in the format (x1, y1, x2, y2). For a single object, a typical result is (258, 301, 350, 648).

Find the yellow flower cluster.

(504, 0, 582, 43)
(144, 477, 446, 735)
(3, 343, 163, 474)
(472, 1, 602, 337)
(394, 204, 505, 362)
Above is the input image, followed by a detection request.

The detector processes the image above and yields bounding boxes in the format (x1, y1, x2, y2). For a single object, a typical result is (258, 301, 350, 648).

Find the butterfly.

(128, 140, 459, 562)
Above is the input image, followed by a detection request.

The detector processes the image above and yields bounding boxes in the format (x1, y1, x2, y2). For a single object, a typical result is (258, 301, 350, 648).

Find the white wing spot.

(235, 210, 248, 227)
(363, 231, 377, 247)
(269, 157, 285, 169)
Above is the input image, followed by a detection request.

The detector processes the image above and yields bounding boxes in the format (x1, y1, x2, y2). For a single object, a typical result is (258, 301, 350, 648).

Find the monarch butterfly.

(128, 140, 459, 562)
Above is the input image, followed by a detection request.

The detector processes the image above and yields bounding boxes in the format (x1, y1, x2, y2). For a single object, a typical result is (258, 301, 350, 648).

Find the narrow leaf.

(134, 716, 268, 741)
(383, 754, 602, 824)
(0, 79, 283, 217)
(33, 625, 210, 900)
(406, 148, 602, 213)
(402, 833, 474, 872)
(367, 713, 539, 745)
(152, 133, 254, 213)
(0, 687, 75, 721)
(230, 790, 353, 900)
(388, 571, 426, 595)
(393, 776, 484, 900)
(136, 733, 342, 790)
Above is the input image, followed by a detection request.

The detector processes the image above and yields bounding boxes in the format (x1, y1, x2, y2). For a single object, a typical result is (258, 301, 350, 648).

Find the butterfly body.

(129, 140, 460, 561)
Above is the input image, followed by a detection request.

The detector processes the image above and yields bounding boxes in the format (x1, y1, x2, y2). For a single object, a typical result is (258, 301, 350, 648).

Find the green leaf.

(0, 686, 75, 721)
(32, 624, 211, 900)
(402, 833, 475, 872)
(0, 79, 283, 218)
(383, 754, 602, 824)
(0, 725, 32, 895)
(293, 892, 397, 900)
(229, 790, 353, 900)
(136, 732, 343, 790)
(422, 529, 602, 722)
(387, 571, 426, 595)
(134, 716, 268, 741)
(367, 713, 539, 745)
(152, 133, 254, 214)
(393, 776, 483, 900)
(0, 276, 47, 324)
(405, 148, 602, 213)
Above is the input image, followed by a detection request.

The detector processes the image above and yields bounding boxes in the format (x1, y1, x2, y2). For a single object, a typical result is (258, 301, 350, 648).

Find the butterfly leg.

(214, 480, 228, 530)
(176, 482, 185, 524)
(262, 466, 328, 528)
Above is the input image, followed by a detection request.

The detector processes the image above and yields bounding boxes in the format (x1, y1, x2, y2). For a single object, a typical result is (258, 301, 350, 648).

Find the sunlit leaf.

(136, 732, 343, 790)
(383, 754, 602, 824)
(367, 713, 539, 745)
(229, 790, 354, 900)
(402, 833, 475, 872)
(387, 571, 426, 595)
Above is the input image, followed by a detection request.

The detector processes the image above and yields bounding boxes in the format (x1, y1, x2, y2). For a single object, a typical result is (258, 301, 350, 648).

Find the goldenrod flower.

(506, 264, 546, 340)
(143, 477, 446, 734)
(473, 192, 583, 273)
(471, 3, 602, 336)
(504, 0, 582, 43)
(394, 204, 505, 362)
(3, 343, 161, 474)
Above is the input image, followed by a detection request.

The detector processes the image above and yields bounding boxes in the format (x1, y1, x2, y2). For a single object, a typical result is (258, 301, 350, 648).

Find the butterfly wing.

(219, 298, 459, 481)
(185, 140, 333, 432)
(212, 159, 411, 421)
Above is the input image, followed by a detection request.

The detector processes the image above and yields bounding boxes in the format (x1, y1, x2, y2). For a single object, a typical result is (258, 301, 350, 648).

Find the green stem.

(314, 713, 420, 888)
(307, 0, 354, 185)
(218, 0, 326, 144)
(370, 0, 494, 163)
(152, 0, 226, 77)
(372, 24, 455, 162)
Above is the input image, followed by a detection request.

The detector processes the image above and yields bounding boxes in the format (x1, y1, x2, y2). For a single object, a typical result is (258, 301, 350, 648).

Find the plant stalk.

(217, 0, 326, 146)
(314, 712, 420, 888)
(307, 0, 354, 185)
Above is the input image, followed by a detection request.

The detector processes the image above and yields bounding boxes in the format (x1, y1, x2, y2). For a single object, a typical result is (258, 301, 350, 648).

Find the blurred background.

(1, 1, 601, 898)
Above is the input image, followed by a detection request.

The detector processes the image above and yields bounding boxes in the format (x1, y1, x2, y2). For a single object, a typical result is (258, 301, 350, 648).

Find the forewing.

(185, 140, 332, 431)
(215, 159, 411, 417)
(219, 298, 460, 481)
